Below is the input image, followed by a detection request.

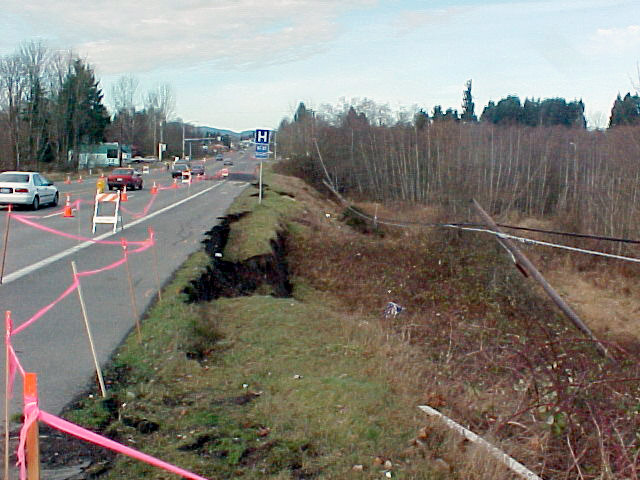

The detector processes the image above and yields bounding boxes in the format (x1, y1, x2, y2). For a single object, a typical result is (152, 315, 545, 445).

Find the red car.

(107, 168, 143, 190)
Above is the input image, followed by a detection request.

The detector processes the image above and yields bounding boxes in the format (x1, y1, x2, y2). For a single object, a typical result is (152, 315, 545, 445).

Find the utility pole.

(471, 199, 610, 359)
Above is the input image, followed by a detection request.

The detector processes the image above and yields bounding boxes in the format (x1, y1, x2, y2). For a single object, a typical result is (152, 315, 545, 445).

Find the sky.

(1, 0, 640, 131)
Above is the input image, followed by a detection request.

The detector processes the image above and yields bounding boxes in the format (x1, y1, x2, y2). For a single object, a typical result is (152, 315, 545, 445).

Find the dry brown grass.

(277, 177, 640, 479)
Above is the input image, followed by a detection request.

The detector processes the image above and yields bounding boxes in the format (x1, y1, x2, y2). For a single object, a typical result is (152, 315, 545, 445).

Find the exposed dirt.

(16, 210, 293, 479)
(184, 215, 292, 302)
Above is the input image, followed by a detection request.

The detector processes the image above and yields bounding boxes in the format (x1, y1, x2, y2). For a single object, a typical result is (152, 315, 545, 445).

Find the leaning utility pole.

(472, 199, 609, 359)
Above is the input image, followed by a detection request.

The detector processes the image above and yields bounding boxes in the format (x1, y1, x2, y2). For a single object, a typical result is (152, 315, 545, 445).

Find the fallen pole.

(471, 199, 609, 358)
(419, 405, 542, 480)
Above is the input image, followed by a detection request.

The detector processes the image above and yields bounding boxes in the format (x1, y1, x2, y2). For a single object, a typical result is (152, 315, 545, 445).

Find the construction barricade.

(92, 192, 122, 234)
(181, 170, 192, 184)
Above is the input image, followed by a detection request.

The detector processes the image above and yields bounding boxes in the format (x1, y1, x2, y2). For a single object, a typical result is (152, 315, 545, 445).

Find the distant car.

(0, 171, 58, 210)
(223, 159, 233, 166)
(191, 164, 205, 176)
(215, 153, 223, 161)
(171, 162, 191, 178)
(107, 167, 143, 190)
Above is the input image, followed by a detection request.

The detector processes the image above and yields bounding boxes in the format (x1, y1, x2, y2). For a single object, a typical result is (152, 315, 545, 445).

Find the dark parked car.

(171, 162, 191, 178)
(107, 168, 143, 190)
(191, 164, 205, 176)
(223, 159, 233, 166)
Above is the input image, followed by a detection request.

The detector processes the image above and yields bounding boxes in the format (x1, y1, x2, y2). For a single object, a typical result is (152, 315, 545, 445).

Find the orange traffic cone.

(151, 181, 158, 195)
(121, 185, 128, 202)
(64, 175, 71, 185)
(77, 175, 83, 183)
(172, 178, 178, 189)
(63, 195, 74, 218)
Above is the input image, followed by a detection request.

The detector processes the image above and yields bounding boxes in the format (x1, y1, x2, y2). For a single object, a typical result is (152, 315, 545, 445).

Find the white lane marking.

(2, 182, 226, 284)
(42, 211, 62, 219)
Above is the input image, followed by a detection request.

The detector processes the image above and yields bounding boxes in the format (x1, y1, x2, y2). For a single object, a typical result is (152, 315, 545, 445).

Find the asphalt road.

(0, 150, 259, 423)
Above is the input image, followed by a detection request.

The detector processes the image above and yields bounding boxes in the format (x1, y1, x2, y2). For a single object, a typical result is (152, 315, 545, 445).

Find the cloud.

(392, 7, 463, 34)
(1, 0, 375, 74)
(587, 25, 640, 55)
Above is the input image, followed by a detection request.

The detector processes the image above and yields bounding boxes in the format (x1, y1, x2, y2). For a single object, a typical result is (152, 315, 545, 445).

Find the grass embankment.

(63, 172, 443, 479)
(63, 168, 640, 479)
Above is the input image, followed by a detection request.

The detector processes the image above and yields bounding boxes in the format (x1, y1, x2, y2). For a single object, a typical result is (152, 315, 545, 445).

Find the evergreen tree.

(480, 101, 497, 123)
(522, 98, 541, 126)
(443, 108, 459, 122)
(567, 99, 586, 128)
(293, 102, 310, 123)
(414, 109, 429, 130)
(609, 93, 640, 127)
(431, 105, 444, 121)
(58, 59, 110, 165)
(461, 79, 476, 122)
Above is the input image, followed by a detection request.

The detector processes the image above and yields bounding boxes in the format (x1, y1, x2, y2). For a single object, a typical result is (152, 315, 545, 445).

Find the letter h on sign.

(255, 129, 270, 144)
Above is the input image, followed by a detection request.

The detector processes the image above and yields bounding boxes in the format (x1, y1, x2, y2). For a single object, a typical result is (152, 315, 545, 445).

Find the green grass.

(224, 168, 303, 262)
(61, 172, 442, 479)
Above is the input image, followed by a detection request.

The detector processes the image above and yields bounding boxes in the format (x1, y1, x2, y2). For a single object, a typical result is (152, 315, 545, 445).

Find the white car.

(0, 171, 59, 210)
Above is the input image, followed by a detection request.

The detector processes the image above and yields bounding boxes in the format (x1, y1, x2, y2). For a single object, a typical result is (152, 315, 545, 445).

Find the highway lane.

(0, 149, 258, 422)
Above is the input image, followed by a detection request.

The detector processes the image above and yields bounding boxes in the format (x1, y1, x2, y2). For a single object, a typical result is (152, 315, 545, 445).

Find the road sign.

(256, 144, 269, 153)
(255, 152, 268, 159)
(255, 129, 270, 144)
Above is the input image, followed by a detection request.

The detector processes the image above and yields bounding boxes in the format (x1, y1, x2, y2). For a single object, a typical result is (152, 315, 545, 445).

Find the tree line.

(277, 93, 640, 252)
(0, 40, 187, 171)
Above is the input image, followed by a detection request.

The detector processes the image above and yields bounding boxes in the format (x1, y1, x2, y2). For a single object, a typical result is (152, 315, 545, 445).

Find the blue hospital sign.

(255, 129, 270, 144)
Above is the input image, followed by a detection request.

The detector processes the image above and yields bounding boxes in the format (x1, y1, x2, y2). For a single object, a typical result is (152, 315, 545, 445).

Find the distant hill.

(198, 126, 254, 139)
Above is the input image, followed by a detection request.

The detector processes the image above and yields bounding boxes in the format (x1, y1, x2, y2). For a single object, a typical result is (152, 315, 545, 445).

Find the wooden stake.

(122, 241, 141, 343)
(0, 205, 12, 285)
(76, 200, 81, 244)
(71, 262, 106, 397)
(471, 199, 610, 358)
(23, 373, 39, 480)
(149, 229, 162, 302)
(4, 311, 11, 480)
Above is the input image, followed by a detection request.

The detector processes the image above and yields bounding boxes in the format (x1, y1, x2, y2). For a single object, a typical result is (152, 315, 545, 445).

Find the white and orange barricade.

(181, 170, 192, 184)
(92, 191, 123, 233)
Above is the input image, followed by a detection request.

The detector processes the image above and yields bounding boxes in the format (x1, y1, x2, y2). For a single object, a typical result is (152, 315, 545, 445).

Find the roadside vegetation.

(58, 163, 640, 479)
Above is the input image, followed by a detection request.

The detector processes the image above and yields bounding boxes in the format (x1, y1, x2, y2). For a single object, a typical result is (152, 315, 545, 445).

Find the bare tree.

(144, 83, 175, 156)
(0, 52, 26, 169)
(19, 40, 52, 169)
(111, 74, 139, 147)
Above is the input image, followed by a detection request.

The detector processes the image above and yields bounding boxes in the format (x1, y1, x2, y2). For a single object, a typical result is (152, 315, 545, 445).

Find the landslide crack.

(184, 214, 292, 302)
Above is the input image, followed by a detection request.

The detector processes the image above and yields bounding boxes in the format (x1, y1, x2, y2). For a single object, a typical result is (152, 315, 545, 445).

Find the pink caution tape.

(7, 344, 24, 395)
(11, 279, 80, 336)
(11, 213, 149, 245)
(12, 235, 153, 336)
(75, 240, 153, 278)
(5, 314, 24, 396)
(120, 193, 157, 218)
(17, 394, 39, 480)
(36, 410, 209, 480)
